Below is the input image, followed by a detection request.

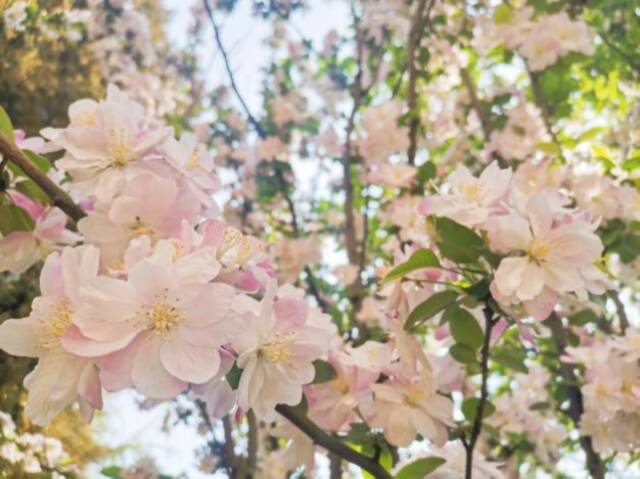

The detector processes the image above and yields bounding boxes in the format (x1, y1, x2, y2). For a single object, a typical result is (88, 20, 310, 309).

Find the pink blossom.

(0, 247, 103, 425)
(419, 161, 512, 228)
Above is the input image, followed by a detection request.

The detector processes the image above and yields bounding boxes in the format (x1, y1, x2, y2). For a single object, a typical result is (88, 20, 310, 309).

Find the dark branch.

(0, 134, 86, 223)
(276, 404, 392, 479)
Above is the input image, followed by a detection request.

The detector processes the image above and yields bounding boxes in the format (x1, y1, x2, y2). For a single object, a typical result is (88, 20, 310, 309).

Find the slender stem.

(546, 313, 605, 479)
(247, 410, 258, 475)
(329, 452, 342, 479)
(527, 67, 562, 150)
(276, 404, 392, 479)
(0, 134, 86, 222)
(598, 30, 640, 75)
(406, 0, 436, 165)
(203, 0, 329, 311)
(459, 68, 507, 167)
(608, 290, 629, 335)
(464, 304, 496, 479)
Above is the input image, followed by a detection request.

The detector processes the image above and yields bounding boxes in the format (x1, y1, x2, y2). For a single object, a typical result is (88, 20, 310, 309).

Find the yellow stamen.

(142, 300, 186, 334)
(259, 333, 295, 365)
(37, 298, 73, 351)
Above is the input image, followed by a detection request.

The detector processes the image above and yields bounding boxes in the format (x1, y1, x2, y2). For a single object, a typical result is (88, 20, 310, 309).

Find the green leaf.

(431, 217, 484, 264)
(449, 343, 477, 364)
(0, 105, 14, 142)
(462, 397, 496, 423)
(493, 4, 512, 24)
(404, 290, 458, 331)
(23, 150, 51, 173)
(395, 457, 446, 479)
(446, 305, 483, 350)
(622, 157, 640, 172)
(576, 126, 605, 143)
(535, 142, 562, 156)
(465, 279, 490, 300)
(383, 249, 440, 284)
(0, 204, 35, 234)
(416, 161, 436, 184)
(491, 348, 528, 374)
(568, 309, 598, 326)
(225, 363, 242, 389)
(101, 467, 122, 478)
(312, 359, 337, 384)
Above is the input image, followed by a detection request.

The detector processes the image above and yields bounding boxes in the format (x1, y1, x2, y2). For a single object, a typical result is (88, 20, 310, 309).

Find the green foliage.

(394, 457, 446, 479)
(404, 290, 458, 331)
(430, 217, 485, 264)
(312, 359, 337, 384)
(0, 105, 14, 141)
(382, 249, 440, 284)
(462, 397, 496, 423)
(446, 305, 484, 350)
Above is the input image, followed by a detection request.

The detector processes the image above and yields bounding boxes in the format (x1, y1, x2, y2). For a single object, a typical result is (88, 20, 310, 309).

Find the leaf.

(446, 305, 483, 350)
(462, 397, 496, 423)
(0, 204, 35, 234)
(568, 309, 598, 326)
(493, 4, 512, 24)
(23, 150, 51, 173)
(576, 126, 605, 143)
(491, 348, 528, 374)
(431, 217, 484, 264)
(0, 105, 14, 142)
(383, 249, 440, 284)
(312, 359, 337, 384)
(465, 279, 490, 300)
(404, 290, 458, 331)
(416, 161, 436, 184)
(622, 157, 640, 171)
(536, 142, 562, 156)
(449, 343, 477, 364)
(101, 467, 122, 478)
(225, 363, 242, 389)
(395, 457, 446, 479)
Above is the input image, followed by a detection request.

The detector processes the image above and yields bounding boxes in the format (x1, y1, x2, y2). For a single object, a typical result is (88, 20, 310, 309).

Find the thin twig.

(276, 404, 392, 479)
(203, 0, 329, 311)
(247, 409, 258, 475)
(609, 290, 629, 335)
(598, 31, 640, 75)
(463, 304, 497, 479)
(406, 0, 437, 165)
(0, 134, 86, 222)
(546, 313, 605, 479)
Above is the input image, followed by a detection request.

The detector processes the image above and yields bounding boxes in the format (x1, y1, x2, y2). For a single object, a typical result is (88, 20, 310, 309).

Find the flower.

(232, 283, 334, 417)
(0, 194, 81, 274)
(0, 247, 103, 425)
(361, 362, 453, 446)
(487, 192, 608, 319)
(419, 161, 512, 228)
(66, 241, 236, 399)
(41, 85, 172, 202)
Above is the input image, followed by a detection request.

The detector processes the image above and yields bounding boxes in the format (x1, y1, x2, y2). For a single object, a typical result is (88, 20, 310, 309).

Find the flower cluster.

(0, 411, 73, 477)
(565, 329, 640, 454)
(0, 88, 333, 426)
(420, 161, 609, 320)
(485, 7, 594, 71)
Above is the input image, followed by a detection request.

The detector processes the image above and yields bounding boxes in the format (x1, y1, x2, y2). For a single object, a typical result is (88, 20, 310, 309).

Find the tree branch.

(464, 304, 497, 479)
(546, 313, 605, 479)
(276, 404, 392, 479)
(406, 0, 436, 165)
(608, 290, 629, 335)
(0, 134, 86, 222)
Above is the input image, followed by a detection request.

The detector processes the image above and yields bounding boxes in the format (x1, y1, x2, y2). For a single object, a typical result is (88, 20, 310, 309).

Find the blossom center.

(143, 301, 186, 334)
(460, 182, 482, 201)
(129, 217, 154, 239)
(259, 333, 294, 365)
(108, 129, 133, 168)
(38, 298, 73, 351)
(528, 240, 550, 262)
(402, 385, 426, 407)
